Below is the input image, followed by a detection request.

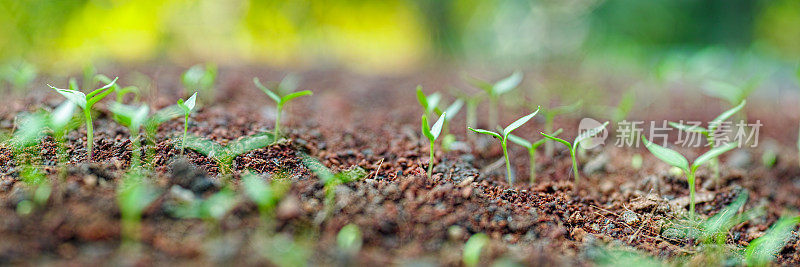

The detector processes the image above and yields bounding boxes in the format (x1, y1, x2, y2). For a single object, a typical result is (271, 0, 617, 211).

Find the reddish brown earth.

(0, 65, 798, 265)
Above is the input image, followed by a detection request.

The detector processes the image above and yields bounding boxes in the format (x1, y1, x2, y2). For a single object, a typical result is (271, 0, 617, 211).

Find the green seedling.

(117, 171, 159, 242)
(669, 100, 746, 181)
(542, 101, 582, 157)
(261, 234, 311, 267)
(508, 128, 563, 183)
(703, 79, 758, 110)
(466, 71, 523, 128)
(242, 173, 289, 220)
(48, 77, 117, 161)
(109, 102, 150, 168)
(416, 86, 463, 150)
(592, 90, 635, 123)
(469, 108, 539, 184)
(177, 92, 198, 155)
(541, 121, 608, 182)
(169, 187, 238, 224)
(416, 85, 442, 116)
(181, 63, 217, 103)
(183, 133, 275, 174)
(451, 88, 485, 142)
(253, 77, 313, 138)
(462, 232, 489, 267)
(301, 153, 366, 219)
(422, 112, 447, 178)
(0, 61, 37, 93)
(745, 215, 800, 266)
(337, 223, 363, 255)
(641, 138, 737, 218)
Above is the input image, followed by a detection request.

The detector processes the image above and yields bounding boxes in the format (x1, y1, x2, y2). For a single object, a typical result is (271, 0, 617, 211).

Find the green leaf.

(277, 73, 300, 95)
(337, 224, 363, 254)
(493, 71, 522, 95)
(242, 174, 273, 207)
(300, 153, 334, 183)
(11, 112, 46, 149)
(642, 137, 689, 171)
(700, 190, 748, 241)
(540, 132, 571, 149)
(668, 121, 708, 134)
(254, 77, 281, 103)
(745, 215, 800, 266)
(503, 107, 540, 138)
(532, 128, 563, 148)
(692, 142, 737, 169)
(421, 114, 433, 141)
(703, 79, 739, 105)
(463, 233, 489, 267)
(148, 104, 183, 125)
(464, 75, 494, 95)
(430, 112, 446, 140)
(280, 90, 313, 104)
(614, 90, 635, 121)
(184, 92, 197, 111)
(468, 127, 501, 140)
(50, 100, 76, 131)
(507, 134, 532, 149)
(222, 133, 276, 161)
(416, 85, 429, 111)
(86, 76, 118, 100)
(49, 86, 87, 109)
(574, 121, 609, 150)
(546, 100, 583, 116)
(109, 102, 149, 129)
(443, 99, 463, 120)
(709, 100, 746, 131)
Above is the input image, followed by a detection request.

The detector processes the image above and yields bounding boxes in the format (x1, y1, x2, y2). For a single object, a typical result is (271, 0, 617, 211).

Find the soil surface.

(0, 65, 798, 265)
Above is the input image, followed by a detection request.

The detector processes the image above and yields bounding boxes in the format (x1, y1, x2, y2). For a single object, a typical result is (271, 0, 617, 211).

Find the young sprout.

(177, 92, 198, 155)
(641, 138, 737, 219)
(416, 85, 442, 116)
(703, 79, 758, 110)
(253, 77, 313, 138)
(117, 171, 159, 242)
(48, 77, 117, 161)
(109, 103, 150, 168)
(422, 112, 447, 179)
(451, 88, 485, 142)
(242, 173, 289, 220)
(0, 61, 37, 93)
(540, 121, 609, 182)
(337, 223, 363, 256)
(508, 128, 563, 183)
(169, 187, 238, 225)
(542, 101, 582, 157)
(181, 63, 217, 103)
(462, 233, 489, 267)
(469, 108, 539, 184)
(466, 71, 523, 128)
(745, 215, 800, 266)
(591, 90, 635, 123)
(300, 153, 366, 218)
(417, 86, 464, 150)
(669, 100, 746, 181)
(183, 133, 275, 174)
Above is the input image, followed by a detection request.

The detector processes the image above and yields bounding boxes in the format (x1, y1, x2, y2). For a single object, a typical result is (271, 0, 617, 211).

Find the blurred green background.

(1, 0, 799, 75)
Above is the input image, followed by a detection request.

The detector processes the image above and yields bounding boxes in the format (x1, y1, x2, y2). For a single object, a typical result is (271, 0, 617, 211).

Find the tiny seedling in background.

(109, 102, 150, 168)
(177, 92, 198, 155)
(451, 88, 485, 143)
(169, 187, 238, 225)
(422, 112, 447, 179)
(462, 233, 489, 267)
(300, 153, 367, 219)
(416, 85, 442, 116)
(703, 78, 758, 110)
(641, 138, 737, 219)
(242, 173, 289, 220)
(181, 63, 217, 103)
(469, 108, 539, 184)
(0, 61, 37, 93)
(49, 77, 118, 161)
(466, 71, 523, 128)
(337, 223, 363, 256)
(669, 100, 745, 182)
(508, 128, 563, 183)
(541, 121, 608, 182)
(183, 133, 275, 174)
(542, 100, 582, 157)
(117, 171, 159, 242)
(745, 215, 800, 266)
(591, 90, 635, 123)
(253, 77, 313, 138)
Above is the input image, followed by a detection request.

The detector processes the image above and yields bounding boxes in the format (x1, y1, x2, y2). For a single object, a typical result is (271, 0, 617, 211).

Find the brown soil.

(0, 65, 798, 265)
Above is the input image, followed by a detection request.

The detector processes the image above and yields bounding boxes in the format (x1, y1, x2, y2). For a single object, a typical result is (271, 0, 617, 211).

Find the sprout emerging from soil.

(466, 71, 523, 128)
(117, 171, 158, 242)
(469, 107, 539, 184)
(181, 63, 216, 103)
(541, 121, 608, 183)
(48, 76, 118, 161)
(109, 102, 150, 168)
(508, 128, 563, 183)
(462, 232, 489, 267)
(641, 138, 737, 218)
(416, 85, 442, 116)
(422, 112, 447, 179)
(183, 133, 275, 174)
(417, 86, 464, 151)
(177, 92, 197, 155)
(253, 77, 313, 138)
(337, 223, 363, 255)
(745, 215, 800, 266)
(668, 100, 745, 182)
(542, 101, 582, 157)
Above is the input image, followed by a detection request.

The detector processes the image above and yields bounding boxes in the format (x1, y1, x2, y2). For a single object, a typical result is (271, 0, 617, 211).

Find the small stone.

(622, 211, 640, 225)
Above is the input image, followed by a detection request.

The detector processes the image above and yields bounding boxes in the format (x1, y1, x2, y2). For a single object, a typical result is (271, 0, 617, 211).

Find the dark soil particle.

(0, 67, 798, 265)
